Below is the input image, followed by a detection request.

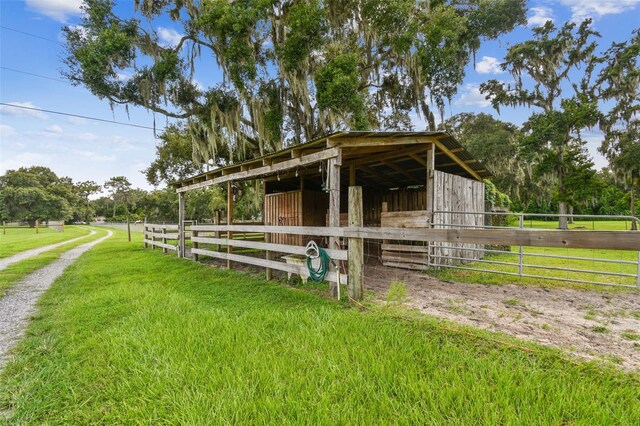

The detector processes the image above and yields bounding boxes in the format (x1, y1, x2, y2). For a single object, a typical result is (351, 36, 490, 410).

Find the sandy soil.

(0, 229, 96, 271)
(365, 265, 640, 371)
(0, 231, 112, 368)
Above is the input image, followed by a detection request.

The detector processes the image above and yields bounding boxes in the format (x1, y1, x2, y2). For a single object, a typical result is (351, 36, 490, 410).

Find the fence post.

(348, 186, 364, 301)
(215, 210, 221, 252)
(192, 229, 199, 261)
(518, 215, 524, 277)
(265, 231, 272, 280)
(178, 192, 186, 258)
(144, 225, 148, 249)
(162, 227, 167, 254)
(636, 251, 640, 288)
(36, 219, 39, 234)
(227, 181, 234, 269)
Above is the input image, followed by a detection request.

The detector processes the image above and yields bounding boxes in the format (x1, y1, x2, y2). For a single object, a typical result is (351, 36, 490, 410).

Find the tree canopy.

(64, 0, 526, 165)
(0, 167, 81, 223)
(481, 20, 601, 228)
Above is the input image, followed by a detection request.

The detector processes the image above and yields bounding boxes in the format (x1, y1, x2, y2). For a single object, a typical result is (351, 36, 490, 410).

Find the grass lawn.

(432, 220, 639, 290)
(519, 219, 637, 231)
(0, 226, 92, 258)
(0, 227, 109, 298)
(1, 230, 638, 424)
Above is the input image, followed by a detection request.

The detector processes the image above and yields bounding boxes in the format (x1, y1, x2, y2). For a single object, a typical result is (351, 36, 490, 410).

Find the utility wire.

(0, 102, 160, 131)
(1, 66, 65, 82)
(0, 25, 60, 44)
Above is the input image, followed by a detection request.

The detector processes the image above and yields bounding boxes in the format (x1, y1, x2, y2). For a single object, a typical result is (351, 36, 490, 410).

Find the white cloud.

(0, 125, 16, 138)
(456, 84, 491, 108)
(116, 72, 131, 82)
(0, 152, 53, 174)
(157, 27, 184, 47)
(25, 0, 82, 23)
(560, 0, 639, 22)
(45, 124, 63, 134)
(527, 6, 554, 27)
(72, 150, 116, 162)
(476, 56, 503, 74)
(67, 116, 87, 125)
(191, 78, 205, 91)
(0, 102, 48, 120)
(70, 132, 99, 142)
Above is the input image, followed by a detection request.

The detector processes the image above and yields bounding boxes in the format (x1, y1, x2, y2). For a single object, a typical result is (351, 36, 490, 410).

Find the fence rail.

(144, 192, 640, 297)
(430, 211, 640, 288)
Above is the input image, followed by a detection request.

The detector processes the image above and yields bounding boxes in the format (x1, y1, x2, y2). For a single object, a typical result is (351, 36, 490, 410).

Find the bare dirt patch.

(365, 266, 640, 371)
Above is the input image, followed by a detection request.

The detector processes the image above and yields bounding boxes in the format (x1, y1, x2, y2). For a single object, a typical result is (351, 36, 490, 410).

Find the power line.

(0, 25, 59, 44)
(1, 66, 65, 82)
(0, 102, 160, 131)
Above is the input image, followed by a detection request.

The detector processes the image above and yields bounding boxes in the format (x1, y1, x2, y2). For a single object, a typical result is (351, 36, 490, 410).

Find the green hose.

(306, 246, 336, 282)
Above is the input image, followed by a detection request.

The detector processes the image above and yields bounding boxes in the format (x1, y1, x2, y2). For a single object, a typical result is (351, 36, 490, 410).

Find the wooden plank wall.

(431, 170, 485, 265)
(264, 190, 303, 245)
(264, 190, 328, 246)
(362, 187, 427, 226)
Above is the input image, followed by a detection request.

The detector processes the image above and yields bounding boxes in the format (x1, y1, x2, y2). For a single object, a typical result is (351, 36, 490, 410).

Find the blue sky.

(1, 0, 639, 193)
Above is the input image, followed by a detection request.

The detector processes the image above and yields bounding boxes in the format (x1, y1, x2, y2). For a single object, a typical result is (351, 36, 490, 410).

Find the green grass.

(1, 230, 639, 424)
(0, 226, 92, 258)
(432, 221, 639, 290)
(0, 228, 108, 298)
(518, 219, 637, 231)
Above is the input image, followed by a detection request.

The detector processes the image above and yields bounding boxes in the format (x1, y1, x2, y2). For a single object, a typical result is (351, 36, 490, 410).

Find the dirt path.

(0, 229, 97, 271)
(0, 231, 112, 368)
(366, 267, 640, 371)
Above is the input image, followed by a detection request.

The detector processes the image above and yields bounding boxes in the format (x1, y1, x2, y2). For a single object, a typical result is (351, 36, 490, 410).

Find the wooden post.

(227, 181, 233, 269)
(36, 219, 39, 234)
(144, 225, 148, 248)
(348, 186, 364, 300)
(328, 151, 342, 297)
(215, 210, 221, 252)
(426, 144, 435, 265)
(162, 227, 167, 254)
(349, 163, 356, 186)
(192, 229, 199, 261)
(426, 143, 435, 214)
(381, 202, 389, 248)
(265, 232, 272, 280)
(178, 192, 186, 258)
(151, 226, 156, 250)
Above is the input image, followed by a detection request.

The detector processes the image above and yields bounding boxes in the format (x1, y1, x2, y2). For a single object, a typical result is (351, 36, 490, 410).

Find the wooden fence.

(145, 187, 640, 299)
(143, 224, 181, 253)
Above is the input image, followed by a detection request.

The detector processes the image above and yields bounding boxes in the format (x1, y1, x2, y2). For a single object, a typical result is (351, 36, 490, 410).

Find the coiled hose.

(305, 241, 336, 282)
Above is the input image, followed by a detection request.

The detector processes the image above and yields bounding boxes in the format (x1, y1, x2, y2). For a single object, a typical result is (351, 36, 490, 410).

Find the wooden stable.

(174, 131, 489, 270)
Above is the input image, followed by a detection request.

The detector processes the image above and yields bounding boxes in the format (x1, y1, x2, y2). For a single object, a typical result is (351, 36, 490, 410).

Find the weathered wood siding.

(264, 190, 328, 245)
(362, 188, 427, 226)
(431, 170, 485, 265)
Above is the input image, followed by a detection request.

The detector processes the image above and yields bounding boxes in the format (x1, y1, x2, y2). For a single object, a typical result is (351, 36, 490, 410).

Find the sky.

(1, 0, 639, 194)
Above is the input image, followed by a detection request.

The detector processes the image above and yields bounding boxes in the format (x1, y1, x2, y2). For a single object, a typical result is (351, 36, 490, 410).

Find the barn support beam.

(348, 186, 364, 300)
(178, 192, 185, 258)
(328, 148, 342, 296)
(426, 144, 435, 214)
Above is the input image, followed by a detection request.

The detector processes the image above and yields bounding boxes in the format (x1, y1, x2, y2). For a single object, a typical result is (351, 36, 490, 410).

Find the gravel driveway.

(0, 229, 96, 271)
(0, 231, 112, 368)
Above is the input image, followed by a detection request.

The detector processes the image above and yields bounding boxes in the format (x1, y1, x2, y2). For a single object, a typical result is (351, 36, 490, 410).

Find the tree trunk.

(631, 187, 637, 231)
(558, 201, 568, 230)
(568, 205, 574, 224)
